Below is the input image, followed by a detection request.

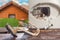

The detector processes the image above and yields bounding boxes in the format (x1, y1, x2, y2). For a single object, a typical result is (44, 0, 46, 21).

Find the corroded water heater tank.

(29, 0, 60, 29)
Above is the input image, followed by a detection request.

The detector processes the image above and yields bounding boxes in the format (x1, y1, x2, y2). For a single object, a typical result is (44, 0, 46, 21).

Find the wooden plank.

(0, 28, 60, 33)
(0, 29, 60, 40)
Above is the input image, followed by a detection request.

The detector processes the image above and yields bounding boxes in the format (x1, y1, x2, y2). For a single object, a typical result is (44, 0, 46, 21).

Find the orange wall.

(0, 5, 28, 20)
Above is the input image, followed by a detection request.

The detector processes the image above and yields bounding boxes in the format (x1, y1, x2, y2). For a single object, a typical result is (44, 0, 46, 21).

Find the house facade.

(0, 1, 28, 20)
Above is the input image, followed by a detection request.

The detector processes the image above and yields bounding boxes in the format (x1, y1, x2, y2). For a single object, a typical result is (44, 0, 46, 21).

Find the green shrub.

(0, 18, 19, 27)
(24, 19, 28, 24)
(0, 18, 29, 27)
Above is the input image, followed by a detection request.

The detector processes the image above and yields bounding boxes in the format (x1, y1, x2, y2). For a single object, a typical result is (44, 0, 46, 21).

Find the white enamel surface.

(29, 0, 60, 29)
(29, 0, 60, 8)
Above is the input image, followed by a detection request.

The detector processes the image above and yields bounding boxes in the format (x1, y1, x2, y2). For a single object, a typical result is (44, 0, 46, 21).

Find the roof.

(0, 1, 29, 14)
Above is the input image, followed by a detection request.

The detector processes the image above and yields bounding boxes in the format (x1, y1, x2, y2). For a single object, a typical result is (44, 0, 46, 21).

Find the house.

(0, 1, 28, 20)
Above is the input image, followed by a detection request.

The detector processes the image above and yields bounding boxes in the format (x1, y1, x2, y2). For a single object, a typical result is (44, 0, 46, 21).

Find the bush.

(0, 18, 19, 27)
(24, 19, 28, 24)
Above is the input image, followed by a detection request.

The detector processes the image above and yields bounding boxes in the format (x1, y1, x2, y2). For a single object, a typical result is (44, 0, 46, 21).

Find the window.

(8, 14, 15, 18)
